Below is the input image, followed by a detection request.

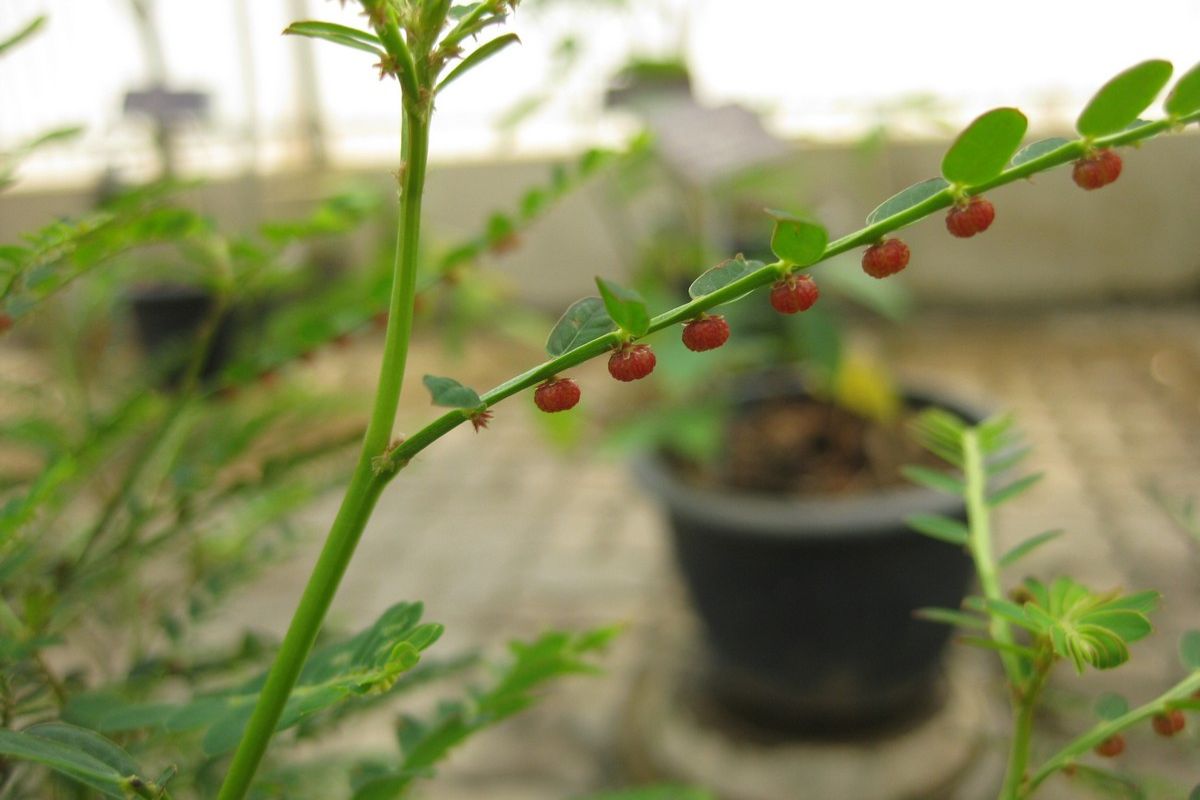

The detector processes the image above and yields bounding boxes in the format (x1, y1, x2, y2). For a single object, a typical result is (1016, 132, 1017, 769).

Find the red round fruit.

(681, 315, 730, 352)
(1094, 735, 1125, 758)
(769, 273, 819, 314)
(607, 343, 656, 382)
(1152, 710, 1185, 737)
(945, 196, 996, 238)
(1072, 148, 1123, 191)
(861, 238, 910, 279)
(533, 377, 580, 413)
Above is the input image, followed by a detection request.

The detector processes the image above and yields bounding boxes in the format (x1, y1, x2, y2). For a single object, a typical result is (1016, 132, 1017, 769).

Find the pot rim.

(633, 383, 991, 540)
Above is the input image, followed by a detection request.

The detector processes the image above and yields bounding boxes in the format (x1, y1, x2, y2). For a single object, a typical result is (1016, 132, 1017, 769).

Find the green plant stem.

(215, 107, 430, 800)
(375, 111, 1200, 476)
(963, 431, 1021, 685)
(1023, 671, 1200, 797)
(1000, 651, 1052, 800)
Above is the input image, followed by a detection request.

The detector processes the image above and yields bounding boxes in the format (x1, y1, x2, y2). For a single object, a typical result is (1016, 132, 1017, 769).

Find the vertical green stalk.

(216, 106, 430, 800)
(963, 430, 1040, 800)
(963, 430, 1021, 684)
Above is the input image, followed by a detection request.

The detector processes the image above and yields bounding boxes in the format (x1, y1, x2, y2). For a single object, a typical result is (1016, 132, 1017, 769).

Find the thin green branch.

(215, 101, 432, 800)
(380, 113, 1199, 476)
(1023, 671, 1200, 797)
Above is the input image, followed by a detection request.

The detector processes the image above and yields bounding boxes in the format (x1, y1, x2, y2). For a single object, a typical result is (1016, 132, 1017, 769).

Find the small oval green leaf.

(688, 256, 768, 300)
(1094, 692, 1129, 721)
(941, 107, 1028, 185)
(1077, 59, 1173, 137)
(866, 178, 950, 225)
(1009, 137, 1071, 167)
(1166, 61, 1200, 117)
(545, 297, 615, 356)
(1179, 630, 1200, 670)
(766, 210, 828, 266)
(422, 375, 483, 409)
(595, 277, 649, 337)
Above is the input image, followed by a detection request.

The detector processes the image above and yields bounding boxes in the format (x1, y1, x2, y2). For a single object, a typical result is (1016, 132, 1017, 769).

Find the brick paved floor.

(224, 305, 1200, 800)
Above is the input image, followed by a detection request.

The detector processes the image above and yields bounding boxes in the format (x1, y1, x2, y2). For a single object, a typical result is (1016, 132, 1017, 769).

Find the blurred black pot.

(128, 284, 232, 388)
(635, 381, 983, 732)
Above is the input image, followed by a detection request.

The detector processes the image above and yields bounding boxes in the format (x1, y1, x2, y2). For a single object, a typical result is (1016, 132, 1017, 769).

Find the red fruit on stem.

(945, 196, 996, 238)
(769, 273, 819, 314)
(861, 238, 911, 279)
(681, 315, 730, 352)
(1072, 148, 1123, 191)
(1094, 735, 1125, 758)
(607, 343, 656, 382)
(533, 378, 580, 413)
(1152, 710, 1186, 737)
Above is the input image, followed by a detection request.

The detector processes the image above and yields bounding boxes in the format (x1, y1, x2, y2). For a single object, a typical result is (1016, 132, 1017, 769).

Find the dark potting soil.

(677, 398, 939, 497)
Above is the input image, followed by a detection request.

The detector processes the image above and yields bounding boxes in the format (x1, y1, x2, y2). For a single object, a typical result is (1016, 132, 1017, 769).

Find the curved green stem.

(1000, 651, 1052, 800)
(215, 107, 429, 800)
(1022, 671, 1200, 797)
(381, 112, 1198, 475)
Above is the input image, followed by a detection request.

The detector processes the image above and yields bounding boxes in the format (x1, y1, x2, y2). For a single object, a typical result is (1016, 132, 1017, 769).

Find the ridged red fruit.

(861, 239, 911, 279)
(945, 196, 996, 238)
(769, 273, 819, 314)
(681, 315, 730, 352)
(1094, 735, 1125, 758)
(1152, 710, 1185, 737)
(607, 344, 656, 382)
(1072, 148, 1123, 191)
(533, 378, 581, 412)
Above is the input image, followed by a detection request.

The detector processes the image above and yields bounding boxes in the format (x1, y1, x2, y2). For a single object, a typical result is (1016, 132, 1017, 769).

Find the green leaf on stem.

(0, 15, 44, 57)
(1068, 764, 1146, 799)
(1166, 61, 1200, 117)
(987, 472, 1043, 506)
(901, 464, 964, 496)
(957, 636, 1038, 660)
(866, 178, 949, 225)
(436, 33, 521, 95)
(1009, 137, 1072, 167)
(0, 724, 143, 799)
(283, 21, 384, 57)
(545, 297, 615, 356)
(595, 277, 650, 337)
(906, 514, 969, 545)
(422, 375, 483, 409)
(941, 108, 1028, 186)
(1077, 60, 1174, 137)
(998, 529, 1063, 568)
(1179, 630, 1200, 670)
(1094, 692, 1130, 720)
(687, 256, 769, 301)
(914, 606, 989, 630)
(765, 209, 827, 266)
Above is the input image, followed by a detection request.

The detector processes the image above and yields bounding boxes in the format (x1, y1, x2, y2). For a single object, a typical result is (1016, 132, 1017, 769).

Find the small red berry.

(861, 238, 910, 279)
(533, 378, 580, 413)
(1094, 735, 1125, 758)
(0, 313, 11, 335)
(945, 196, 996, 238)
(1072, 148, 1123, 191)
(681, 315, 730, 352)
(608, 343, 656, 382)
(1152, 710, 1186, 737)
(769, 273, 819, 314)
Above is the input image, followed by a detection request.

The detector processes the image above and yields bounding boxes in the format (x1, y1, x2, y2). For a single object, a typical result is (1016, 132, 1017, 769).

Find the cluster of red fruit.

(1093, 707, 1187, 759)
(532, 148, 1124, 414)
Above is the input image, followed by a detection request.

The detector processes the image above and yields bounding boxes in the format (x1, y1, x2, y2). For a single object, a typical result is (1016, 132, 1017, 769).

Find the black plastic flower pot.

(634, 384, 983, 733)
(128, 284, 232, 388)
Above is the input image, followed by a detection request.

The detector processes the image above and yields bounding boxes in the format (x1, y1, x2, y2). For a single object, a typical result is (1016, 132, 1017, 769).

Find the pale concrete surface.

(212, 304, 1200, 799)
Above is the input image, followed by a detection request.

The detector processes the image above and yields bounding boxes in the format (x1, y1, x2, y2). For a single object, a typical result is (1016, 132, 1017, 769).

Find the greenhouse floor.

(227, 305, 1200, 800)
